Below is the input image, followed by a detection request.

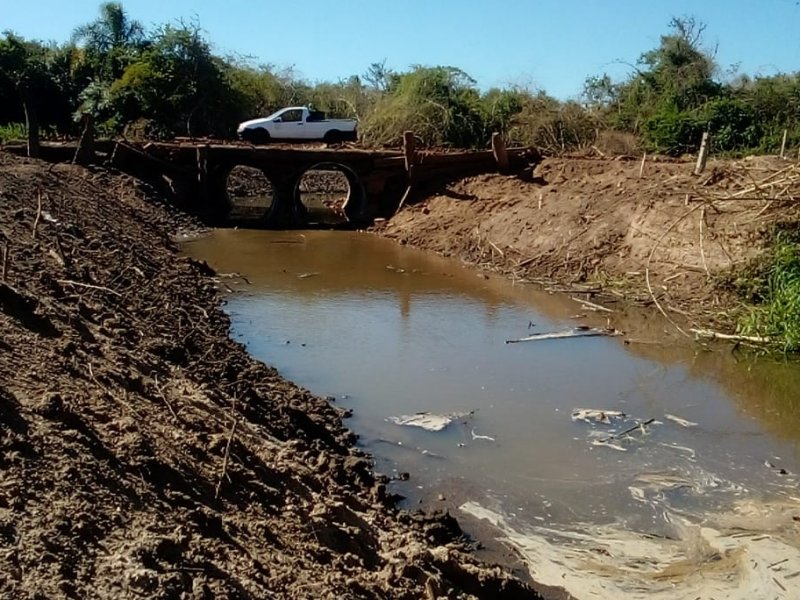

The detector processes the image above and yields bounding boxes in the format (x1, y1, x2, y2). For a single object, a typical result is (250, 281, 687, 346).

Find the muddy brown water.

(184, 229, 800, 598)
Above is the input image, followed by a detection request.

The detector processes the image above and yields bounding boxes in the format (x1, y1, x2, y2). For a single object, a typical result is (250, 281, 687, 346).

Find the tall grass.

(0, 123, 26, 143)
(738, 231, 800, 353)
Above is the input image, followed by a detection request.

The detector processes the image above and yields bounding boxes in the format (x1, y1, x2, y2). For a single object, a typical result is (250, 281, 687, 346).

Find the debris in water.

(592, 439, 628, 452)
(587, 418, 657, 452)
(664, 413, 698, 427)
(657, 442, 697, 461)
(765, 460, 791, 476)
(506, 327, 621, 344)
(600, 418, 656, 443)
(297, 272, 320, 279)
(388, 411, 474, 432)
(572, 409, 626, 424)
(471, 428, 496, 442)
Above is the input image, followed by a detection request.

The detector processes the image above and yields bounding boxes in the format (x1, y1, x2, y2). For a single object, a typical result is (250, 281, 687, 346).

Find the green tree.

(109, 23, 240, 137)
(72, 1, 146, 80)
(638, 16, 720, 112)
(0, 34, 76, 147)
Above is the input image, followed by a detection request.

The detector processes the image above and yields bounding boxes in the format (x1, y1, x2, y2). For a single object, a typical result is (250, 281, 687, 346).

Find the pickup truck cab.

(237, 107, 358, 144)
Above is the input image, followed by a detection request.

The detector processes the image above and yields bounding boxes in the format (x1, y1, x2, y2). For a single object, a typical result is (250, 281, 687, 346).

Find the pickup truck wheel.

(324, 130, 342, 144)
(247, 128, 270, 145)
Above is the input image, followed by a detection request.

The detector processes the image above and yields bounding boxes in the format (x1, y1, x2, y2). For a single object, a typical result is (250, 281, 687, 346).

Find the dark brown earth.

(376, 154, 800, 340)
(0, 152, 545, 599)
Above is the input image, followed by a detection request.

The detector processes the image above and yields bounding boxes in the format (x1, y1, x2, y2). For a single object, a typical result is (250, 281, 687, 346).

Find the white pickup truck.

(237, 107, 358, 144)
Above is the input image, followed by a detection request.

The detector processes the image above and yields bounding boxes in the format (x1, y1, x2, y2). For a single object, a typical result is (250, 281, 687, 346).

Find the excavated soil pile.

(0, 153, 539, 599)
(378, 155, 800, 333)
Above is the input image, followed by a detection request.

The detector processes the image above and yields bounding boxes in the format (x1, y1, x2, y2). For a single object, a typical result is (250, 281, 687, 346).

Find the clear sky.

(3, 0, 800, 98)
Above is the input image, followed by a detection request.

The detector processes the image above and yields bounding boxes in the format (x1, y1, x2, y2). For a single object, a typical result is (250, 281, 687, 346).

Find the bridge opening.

(225, 165, 276, 224)
(295, 163, 356, 226)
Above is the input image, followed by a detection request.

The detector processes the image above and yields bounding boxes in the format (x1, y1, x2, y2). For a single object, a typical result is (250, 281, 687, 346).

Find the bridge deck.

(3, 138, 539, 227)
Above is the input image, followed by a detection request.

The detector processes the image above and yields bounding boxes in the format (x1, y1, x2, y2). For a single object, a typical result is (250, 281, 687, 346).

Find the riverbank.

(375, 154, 800, 345)
(0, 153, 542, 599)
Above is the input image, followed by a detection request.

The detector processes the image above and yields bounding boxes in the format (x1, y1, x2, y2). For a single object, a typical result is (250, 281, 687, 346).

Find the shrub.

(738, 229, 800, 352)
(642, 107, 704, 155)
(0, 122, 26, 142)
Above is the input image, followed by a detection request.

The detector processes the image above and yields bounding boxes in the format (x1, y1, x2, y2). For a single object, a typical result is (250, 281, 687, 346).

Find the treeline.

(2, 5, 799, 155)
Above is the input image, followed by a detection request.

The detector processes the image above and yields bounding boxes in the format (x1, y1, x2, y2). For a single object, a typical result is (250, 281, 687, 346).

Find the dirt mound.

(0, 152, 540, 599)
(377, 155, 800, 336)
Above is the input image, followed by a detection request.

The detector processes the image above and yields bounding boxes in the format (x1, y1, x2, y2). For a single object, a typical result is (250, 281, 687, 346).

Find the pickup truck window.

(279, 109, 303, 122)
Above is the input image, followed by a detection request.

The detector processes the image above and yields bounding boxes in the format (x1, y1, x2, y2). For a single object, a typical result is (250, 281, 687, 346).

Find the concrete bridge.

(4, 134, 539, 228)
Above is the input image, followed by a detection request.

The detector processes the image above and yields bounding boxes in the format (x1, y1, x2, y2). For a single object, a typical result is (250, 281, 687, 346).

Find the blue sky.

(3, 0, 800, 98)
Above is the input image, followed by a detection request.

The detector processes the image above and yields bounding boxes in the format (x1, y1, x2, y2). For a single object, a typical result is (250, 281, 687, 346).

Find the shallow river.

(184, 229, 800, 600)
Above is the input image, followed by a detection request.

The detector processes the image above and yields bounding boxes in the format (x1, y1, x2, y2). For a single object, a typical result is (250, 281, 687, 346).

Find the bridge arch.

(292, 162, 366, 226)
(223, 164, 277, 225)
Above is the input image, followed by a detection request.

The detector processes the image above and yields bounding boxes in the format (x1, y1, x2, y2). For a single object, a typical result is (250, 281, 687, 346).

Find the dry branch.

(1, 241, 7, 281)
(56, 279, 122, 297)
(32, 191, 43, 239)
(698, 206, 710, 280)
(570, 296, 614, 313)
(689, 328, 769, 344)
(645, 202, 706, 339)
(215, 415, 239, 500)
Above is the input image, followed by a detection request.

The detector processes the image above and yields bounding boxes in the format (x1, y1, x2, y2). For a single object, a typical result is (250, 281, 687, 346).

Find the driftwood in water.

(506, 327, 620, 344)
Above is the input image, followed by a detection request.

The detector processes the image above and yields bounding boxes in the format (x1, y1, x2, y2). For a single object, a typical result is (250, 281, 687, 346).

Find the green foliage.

(0, 34, 80, 132)
(638, 17, 720, 111)
(591, 16, 724, 153)
(72, 2, 145, 80)
(0, 122, 25, 142)
(109, 23, 239, 137)
(307, 76, 375, 120)
(360, 66, 485, 147)
(481, 88, 525, 136)
(642, 107, 703, 155)
(223, 60, 290, 118)
(738, 230, 800, 353)
(702, 97, 761, 152)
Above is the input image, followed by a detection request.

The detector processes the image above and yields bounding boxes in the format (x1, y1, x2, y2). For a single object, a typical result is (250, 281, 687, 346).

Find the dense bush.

(643, 107, 704, 155)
